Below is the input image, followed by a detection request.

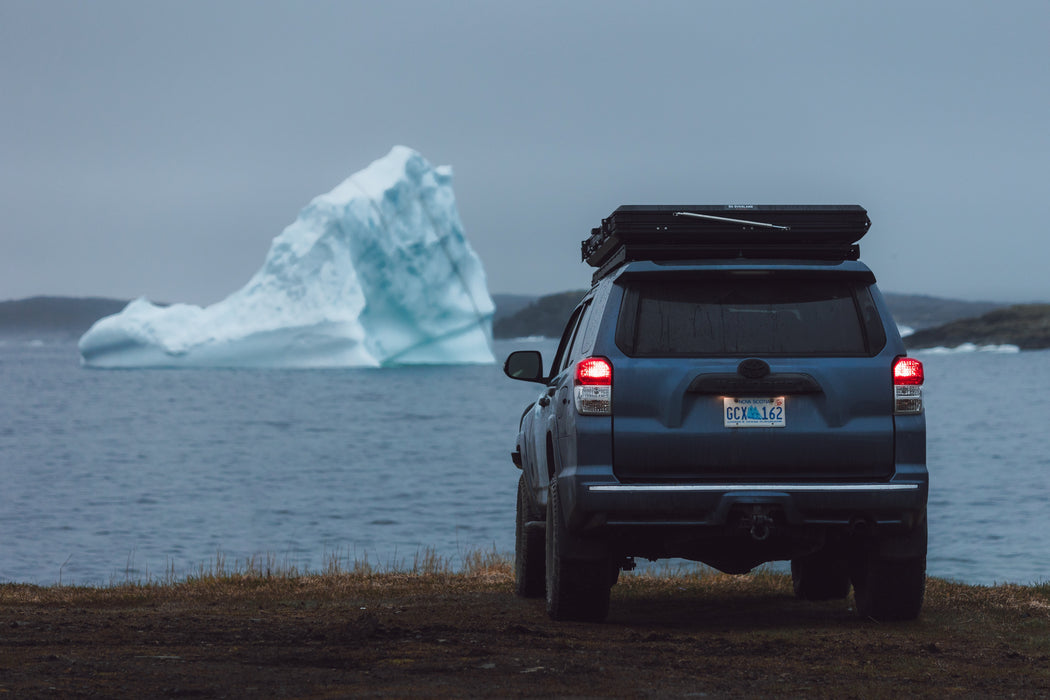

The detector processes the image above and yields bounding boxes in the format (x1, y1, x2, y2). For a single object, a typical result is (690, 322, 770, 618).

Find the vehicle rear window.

(616, 277, 885, 357)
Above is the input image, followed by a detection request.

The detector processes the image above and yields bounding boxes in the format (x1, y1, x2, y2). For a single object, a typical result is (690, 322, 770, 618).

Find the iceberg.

(79, 147, 496, 368)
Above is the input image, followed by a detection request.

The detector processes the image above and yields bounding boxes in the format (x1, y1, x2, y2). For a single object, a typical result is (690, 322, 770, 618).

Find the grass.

(3, 551, 1048, 696)
(3, 548, 1048, 617)
(0, 547, 514, 605)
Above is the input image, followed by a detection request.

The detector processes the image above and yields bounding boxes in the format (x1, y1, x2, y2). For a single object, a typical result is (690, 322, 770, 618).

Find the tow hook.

(749, 514, 775, 542)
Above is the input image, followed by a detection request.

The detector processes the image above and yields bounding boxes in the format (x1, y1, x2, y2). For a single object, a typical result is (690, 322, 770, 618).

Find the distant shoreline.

(5, 293, 1045, 350)
(490, 290, 1020, 345)
(0, 296, 128, 340)
(906, 304, 1050, 351)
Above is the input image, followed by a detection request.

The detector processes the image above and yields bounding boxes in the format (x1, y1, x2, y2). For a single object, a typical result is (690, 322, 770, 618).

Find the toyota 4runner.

(504, 205, 927, 623)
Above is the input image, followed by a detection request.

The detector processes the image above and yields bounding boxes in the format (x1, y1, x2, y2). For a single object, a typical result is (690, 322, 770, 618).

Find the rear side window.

(616, 277, 886, 357)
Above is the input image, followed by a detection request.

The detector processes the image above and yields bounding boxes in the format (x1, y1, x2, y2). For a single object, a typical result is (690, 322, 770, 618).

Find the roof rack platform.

(583, 205, 871, 281)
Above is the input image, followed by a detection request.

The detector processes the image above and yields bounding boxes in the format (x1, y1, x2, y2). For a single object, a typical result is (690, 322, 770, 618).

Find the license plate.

(724, 397, 786, 428)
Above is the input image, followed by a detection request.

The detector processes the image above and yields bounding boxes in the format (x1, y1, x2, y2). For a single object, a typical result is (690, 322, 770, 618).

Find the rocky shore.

(905, 304, 1050, 351)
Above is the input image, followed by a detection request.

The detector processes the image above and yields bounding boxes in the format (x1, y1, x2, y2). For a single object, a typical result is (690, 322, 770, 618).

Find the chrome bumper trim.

(588, 483, 920, 493)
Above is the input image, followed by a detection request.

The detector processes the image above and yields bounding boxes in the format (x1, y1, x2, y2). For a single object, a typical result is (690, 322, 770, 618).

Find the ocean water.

(1, 338, 1047, 586)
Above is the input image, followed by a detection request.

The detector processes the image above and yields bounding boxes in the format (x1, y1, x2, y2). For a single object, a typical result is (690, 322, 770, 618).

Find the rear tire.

(791, 553, 851, 601)
(545, 478, 612, 622)
(851, 554, 926, 621)
(514, 475, 545, 598)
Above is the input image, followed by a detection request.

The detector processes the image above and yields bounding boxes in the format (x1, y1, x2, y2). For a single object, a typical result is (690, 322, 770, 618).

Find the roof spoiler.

(583, 205, 871, 282)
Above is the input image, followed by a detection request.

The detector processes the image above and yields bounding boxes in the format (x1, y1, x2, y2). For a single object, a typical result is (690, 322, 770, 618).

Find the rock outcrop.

(905, 304, 1050, 351)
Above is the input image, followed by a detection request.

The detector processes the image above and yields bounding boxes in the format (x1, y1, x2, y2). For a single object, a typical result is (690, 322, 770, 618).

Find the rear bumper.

(562, 477, 928, 532)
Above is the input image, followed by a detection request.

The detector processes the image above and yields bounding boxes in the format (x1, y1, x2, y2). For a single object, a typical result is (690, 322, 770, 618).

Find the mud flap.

(551, 476, 611, 562)
(876, 511, 928, 560)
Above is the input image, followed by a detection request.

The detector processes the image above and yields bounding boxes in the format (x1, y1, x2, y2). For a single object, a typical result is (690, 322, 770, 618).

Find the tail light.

(893, 356, 924, 414)
(574, 357, 612, 416)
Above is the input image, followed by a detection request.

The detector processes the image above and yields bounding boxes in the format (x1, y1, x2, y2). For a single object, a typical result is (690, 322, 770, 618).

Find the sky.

(2, 1, 1048, 306)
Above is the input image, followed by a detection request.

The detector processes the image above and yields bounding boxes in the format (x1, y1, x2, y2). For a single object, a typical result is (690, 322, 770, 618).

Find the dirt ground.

(2, 569, 1049, 698)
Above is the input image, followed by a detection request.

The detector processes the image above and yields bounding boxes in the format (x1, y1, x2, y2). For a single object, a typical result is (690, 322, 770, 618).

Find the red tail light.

(893, 357, 924, 414)
(574, 357, 612, 415)
(576, 357, 613, 385)
(894, 357, 924, 385)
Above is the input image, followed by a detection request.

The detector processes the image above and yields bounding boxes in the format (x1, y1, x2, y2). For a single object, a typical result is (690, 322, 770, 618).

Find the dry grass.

(0, 547, 515, 606)
(3, 549, 1047, 617)
(925, 576, 1050, 616)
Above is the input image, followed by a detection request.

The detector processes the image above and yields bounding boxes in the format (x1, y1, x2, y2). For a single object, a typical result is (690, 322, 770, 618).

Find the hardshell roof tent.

(582, 205, 871, 283)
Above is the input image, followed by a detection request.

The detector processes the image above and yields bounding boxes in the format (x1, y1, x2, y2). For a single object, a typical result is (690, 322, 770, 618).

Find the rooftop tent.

(582, 205, 871, 282)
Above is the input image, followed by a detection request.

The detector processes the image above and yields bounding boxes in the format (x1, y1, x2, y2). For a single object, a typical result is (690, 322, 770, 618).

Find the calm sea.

(1, 338, 1046, 586)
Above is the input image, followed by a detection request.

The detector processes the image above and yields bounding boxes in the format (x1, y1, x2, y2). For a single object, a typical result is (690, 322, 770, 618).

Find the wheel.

(514, 475, 545, 598)
(851, 554, 926, 621)
(545, 478, 612, 622)
(791, 553, 851, 601)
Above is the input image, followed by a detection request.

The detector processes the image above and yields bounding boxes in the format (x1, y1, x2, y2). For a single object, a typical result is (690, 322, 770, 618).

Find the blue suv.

(504, 205, 927, 622)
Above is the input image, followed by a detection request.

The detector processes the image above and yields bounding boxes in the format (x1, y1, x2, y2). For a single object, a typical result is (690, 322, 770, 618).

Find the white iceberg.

(79, 146, 495, 368)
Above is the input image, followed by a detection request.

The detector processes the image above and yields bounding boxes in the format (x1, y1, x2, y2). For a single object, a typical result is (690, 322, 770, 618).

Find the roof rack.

(583, 205, 871, 282)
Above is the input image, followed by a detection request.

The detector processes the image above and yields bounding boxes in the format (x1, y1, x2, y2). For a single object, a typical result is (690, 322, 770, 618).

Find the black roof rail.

(583, 205, 871, 283)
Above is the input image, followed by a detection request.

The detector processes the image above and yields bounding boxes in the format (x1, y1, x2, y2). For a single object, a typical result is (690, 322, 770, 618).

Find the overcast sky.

(2, 1, 1048, 305)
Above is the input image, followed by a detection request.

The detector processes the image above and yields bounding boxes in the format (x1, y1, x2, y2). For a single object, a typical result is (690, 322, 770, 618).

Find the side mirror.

(503, 350, 546, 383)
